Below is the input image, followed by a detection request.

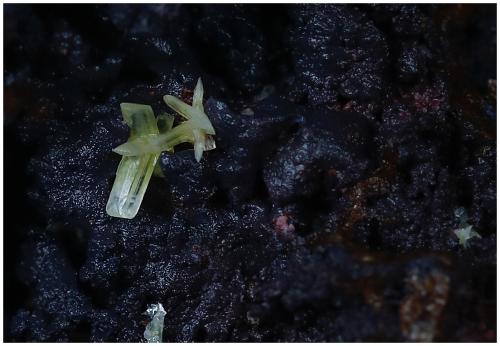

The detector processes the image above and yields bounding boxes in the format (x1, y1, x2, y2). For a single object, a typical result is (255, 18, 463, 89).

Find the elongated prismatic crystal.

(106, 103, 163, 219)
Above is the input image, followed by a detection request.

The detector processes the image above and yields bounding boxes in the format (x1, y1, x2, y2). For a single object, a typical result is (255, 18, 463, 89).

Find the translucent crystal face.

(452, 207, 482, 248)
(454, 225, 482, 248)
(143, 303, 166, 343)
(106, 78, 216, 219)
(106, 103, 160, 219)
(106, 153, 160, 219)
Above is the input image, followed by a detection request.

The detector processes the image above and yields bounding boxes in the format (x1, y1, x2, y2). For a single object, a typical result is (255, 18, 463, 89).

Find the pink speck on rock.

(273, 215, 295, 237)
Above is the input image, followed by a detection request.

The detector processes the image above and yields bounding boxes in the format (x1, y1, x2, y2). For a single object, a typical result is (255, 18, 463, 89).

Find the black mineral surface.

(4, 4, 497, 342)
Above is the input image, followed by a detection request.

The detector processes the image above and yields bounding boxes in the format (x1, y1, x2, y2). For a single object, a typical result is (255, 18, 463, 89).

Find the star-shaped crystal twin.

(113, 78, 216, 162)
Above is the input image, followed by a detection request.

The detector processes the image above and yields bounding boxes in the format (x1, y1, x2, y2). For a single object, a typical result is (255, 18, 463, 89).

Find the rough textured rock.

(5, 4, 496, 342)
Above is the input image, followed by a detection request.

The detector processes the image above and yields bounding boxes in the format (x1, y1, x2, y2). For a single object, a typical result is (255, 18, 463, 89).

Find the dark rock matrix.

(4, 4, 496, 342)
